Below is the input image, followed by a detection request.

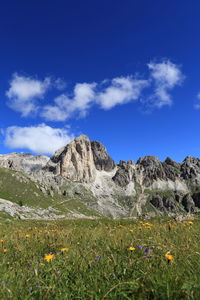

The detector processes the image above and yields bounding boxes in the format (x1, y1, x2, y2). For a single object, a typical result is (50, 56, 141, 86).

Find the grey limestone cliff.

(0, 152, 49, 173)
(1, 134, 200, 218)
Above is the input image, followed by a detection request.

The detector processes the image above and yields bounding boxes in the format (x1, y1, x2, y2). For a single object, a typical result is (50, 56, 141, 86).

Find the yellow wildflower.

(128, 246, 136, 251)
(3, 248, 8, 253)
(145, 223, 152, 227)
(0, 239, 4, 243)
(44, 253, 55, 262)
(165, 253, 174, 262)
(188, 221, 193, 225)
(25, 234, 30, 238)
(61, 247, 69, 252)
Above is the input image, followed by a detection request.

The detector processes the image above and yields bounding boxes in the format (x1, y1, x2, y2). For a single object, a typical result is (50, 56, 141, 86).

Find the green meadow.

(0, 216, 199, 299)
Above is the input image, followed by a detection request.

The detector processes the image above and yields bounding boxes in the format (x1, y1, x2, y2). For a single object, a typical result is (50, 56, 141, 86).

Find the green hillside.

(0, 167, 101, 218)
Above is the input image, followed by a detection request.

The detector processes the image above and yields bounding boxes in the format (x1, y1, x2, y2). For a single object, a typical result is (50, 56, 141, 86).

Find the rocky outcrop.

(46, 135, 97, 183)
(150, 194, 178, 212)
(191, 192, 200, 208)
(112, 160, 136, 187)
(162, 157, 181, 181)
(113, 156, 181, 187)
(0, 197, 65, 220)
(0, 153, 49, 173)
(181, 157, 200, 185)
(45, 135, 115, 183)
(182, 194, 196, 213)
(137, 156, 167, 186)
(91, 141, 115, 171)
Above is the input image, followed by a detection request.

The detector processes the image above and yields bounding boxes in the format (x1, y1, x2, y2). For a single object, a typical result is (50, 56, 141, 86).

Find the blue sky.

(1, 0, 200, 163)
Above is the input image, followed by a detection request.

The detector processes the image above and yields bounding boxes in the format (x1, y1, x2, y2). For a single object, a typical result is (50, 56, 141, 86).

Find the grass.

(0, 216, 200, 299)
(0, 167, 101, 217)
(0, 167, 53, 209)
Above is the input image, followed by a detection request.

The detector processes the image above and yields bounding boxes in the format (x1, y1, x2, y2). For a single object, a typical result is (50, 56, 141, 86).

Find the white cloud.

(97, 76, 149, 109)
(41, 78, 149, 121)
(4, 124, 74, 155)
(41, 82, 96, 121)
(148, 60, 184, 107)
(6, 73, 51, 116)
(41, 104, 68, 122)
(5, 60, 184, 121)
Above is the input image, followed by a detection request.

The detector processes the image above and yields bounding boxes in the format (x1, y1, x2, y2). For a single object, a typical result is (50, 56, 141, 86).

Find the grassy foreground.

(0, 216, 199, 299)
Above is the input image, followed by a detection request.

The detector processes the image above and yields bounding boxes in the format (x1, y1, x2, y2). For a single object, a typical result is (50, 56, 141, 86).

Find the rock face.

(112, 160, 136, 187)
(113, 155, 194, 188)
(181, 156, 200, 184)
(182, 194, 196, 213)
(137, 156, 167, 186)
(45, 135, 115, 183)
(46, 135, 97, 183)
(1, 134, 200, 218)
(91, 141, 115, 171)
(150, 194, 178, 213)
(0, 153, 49, 173)
(112, 156, 181, 187)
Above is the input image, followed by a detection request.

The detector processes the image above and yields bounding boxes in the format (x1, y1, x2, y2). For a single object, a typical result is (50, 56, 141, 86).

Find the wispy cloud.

(6, 73, 51, 116)
(147, 60, 184, 107)
(41, 83, 96, 121)
(5, 59, 184, 122)
(40, 77, 149, 121)
(97, 76, 149, 109)
(4, 124, 74, 155)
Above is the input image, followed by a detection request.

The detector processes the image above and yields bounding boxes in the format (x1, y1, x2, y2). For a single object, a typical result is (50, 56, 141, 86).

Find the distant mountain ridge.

(0, 134, 200, 219)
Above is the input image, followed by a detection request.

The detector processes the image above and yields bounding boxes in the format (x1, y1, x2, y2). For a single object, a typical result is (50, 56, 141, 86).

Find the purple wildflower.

(96, 255, 101, 260)
(36, 282, 42, 287)
(2, 281, 8, 287)
(144, 248, 150, 253)
(138, 245, 143, 250)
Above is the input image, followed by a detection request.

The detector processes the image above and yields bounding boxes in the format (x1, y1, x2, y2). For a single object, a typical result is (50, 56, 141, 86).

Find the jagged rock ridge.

(1, 134, 200, 218)
(0, 153, 49, 173)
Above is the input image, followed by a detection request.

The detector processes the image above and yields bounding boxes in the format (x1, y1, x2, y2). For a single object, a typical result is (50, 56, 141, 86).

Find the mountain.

(0, 134, 200, 219)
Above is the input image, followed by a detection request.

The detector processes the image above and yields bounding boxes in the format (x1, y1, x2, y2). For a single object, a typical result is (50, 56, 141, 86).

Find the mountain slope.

(0, 134, 200, 219)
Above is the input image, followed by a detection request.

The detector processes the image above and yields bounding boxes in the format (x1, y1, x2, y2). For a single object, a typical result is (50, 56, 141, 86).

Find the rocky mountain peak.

(136, 156, 160, 167)
(46, 134, 96, 182)
(181, 156, 200, 181)
(74, 134, 90, 142)
(45, 134, 115, 183)
(164, 157, 180, 168)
